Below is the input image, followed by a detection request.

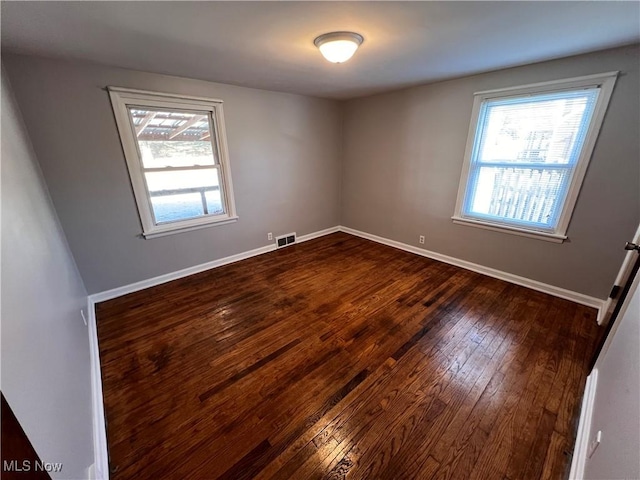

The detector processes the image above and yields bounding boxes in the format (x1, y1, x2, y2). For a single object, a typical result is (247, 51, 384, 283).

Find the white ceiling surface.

(1, 2, 639, 99)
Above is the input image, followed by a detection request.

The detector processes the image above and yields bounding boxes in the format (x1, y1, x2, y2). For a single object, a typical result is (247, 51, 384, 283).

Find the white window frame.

(452, 72, 618, 243)
(108, 87, 238, 239)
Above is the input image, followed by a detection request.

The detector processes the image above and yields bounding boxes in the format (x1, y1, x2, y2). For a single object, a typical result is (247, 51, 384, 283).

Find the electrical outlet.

(419, 235, 425, 244)
(268, 232, 273, 241)
(588, 430, 602, 458)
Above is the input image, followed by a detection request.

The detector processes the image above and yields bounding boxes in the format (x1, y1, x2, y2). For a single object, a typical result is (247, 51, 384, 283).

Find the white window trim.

(108, 87, 238, 239)
(452, 71, 618, 243)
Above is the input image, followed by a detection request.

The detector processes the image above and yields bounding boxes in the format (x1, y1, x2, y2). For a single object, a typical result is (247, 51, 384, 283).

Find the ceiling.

(2, 1, 639, 99)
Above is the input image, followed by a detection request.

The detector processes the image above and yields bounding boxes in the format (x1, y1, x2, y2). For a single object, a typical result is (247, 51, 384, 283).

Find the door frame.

(598, 223, 640, 325)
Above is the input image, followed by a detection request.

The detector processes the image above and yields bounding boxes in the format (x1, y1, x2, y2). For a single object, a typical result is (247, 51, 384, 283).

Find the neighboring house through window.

(108, 87, 237, 238)
(453, 72, 618, 242)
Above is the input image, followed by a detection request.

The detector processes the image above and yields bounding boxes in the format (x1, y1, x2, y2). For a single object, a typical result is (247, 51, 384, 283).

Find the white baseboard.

(90, 245, 274, 304)
(87, 299, 109, 480)
(296, 226, 341, 243)
(339, 226, 606, 313)
(89, 223, 603, 313)
(569, 369, 599, 480)
(89, 226, 340, 304)
(597, 297, 613, 326)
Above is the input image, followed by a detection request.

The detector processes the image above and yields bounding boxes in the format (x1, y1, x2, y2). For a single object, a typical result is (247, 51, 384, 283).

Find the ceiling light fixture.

(314, 31, 364, 64)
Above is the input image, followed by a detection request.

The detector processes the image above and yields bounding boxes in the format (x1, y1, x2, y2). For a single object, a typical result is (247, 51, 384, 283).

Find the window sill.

(451, 216, 567, 243)
(142, 216, 239, 239)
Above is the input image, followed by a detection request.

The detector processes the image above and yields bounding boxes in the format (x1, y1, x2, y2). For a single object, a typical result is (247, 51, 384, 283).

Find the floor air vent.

(276, 232, 296, 248)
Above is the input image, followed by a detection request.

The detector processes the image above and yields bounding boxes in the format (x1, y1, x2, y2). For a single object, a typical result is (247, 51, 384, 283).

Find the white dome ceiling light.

(314, 31, 364, 64)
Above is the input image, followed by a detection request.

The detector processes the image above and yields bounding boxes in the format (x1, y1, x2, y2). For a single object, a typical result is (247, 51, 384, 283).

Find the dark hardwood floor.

(97, 232, 601, 480)
(1, 393, 51, 480)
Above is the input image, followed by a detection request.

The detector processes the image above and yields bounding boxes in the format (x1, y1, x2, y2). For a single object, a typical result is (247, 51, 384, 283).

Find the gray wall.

(1, 69, 93, 479)
(342, 45, 639, 299)
(4, 47, 639, 299)
(584, 273, 640, 479)
(2, 54, 342, 294)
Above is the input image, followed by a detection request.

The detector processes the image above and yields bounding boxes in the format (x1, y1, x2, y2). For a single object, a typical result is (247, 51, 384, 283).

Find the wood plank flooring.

(1, 393, 51, 480)
(96, 232, 601, 480)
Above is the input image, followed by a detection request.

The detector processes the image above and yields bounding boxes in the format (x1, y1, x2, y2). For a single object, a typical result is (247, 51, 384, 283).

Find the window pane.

(128, 107, 216, 168)
(204, 190, 224, 215)
(151, 193, 204, 224)
(476, 90, 598, 165)
(468, 166, 569, 228)
(145, 168, 225, 223)
(144, 169, 219, 192)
